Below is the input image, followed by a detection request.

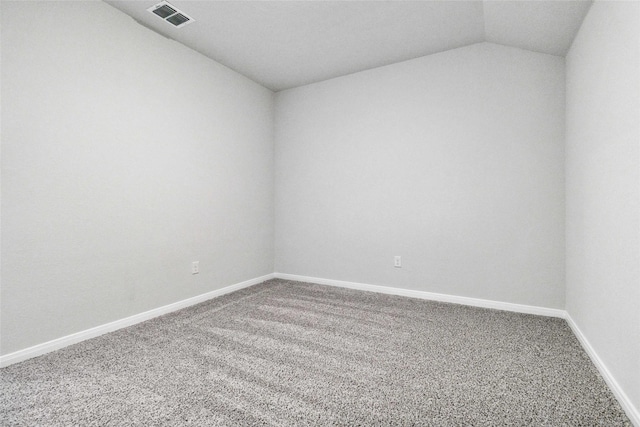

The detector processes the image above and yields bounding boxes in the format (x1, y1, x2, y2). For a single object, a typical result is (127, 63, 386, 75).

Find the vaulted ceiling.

(105, 1, 593, 91)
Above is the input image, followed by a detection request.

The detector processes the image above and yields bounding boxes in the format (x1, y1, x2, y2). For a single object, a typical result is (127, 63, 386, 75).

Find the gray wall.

(275, 43, 566, 308)
(1, 1, 275, 354)
(566, 1, 640, 414)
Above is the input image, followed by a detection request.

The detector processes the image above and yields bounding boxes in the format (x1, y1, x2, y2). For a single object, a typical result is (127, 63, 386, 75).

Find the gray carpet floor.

(0, 279, 632, 426)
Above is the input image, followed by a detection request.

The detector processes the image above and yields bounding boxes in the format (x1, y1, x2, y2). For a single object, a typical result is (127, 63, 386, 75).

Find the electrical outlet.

(191, 261, 199, 274)
(394, 256, 401, 268)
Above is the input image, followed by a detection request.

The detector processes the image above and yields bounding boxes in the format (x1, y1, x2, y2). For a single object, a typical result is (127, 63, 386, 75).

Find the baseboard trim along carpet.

(1, 278, 632, 425)
(275, 273, 638, 426)
(0, 273, 275, 368)
(565, 314, 640, 426)
(274, 272, 566, 318)
(3, 272, 636, 425)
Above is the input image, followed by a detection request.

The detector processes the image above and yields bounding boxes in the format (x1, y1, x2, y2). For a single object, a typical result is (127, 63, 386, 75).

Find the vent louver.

(151, 5, 176, 19)
(148, 1, 194, 28)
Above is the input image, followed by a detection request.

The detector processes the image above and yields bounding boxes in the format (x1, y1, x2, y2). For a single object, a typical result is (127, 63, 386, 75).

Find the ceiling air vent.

(147, 1, 194, 28)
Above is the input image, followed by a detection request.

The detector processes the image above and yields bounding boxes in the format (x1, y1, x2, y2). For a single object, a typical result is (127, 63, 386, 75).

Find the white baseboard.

(3, 272, 636, 426)
(274, 273, 566, 318)
(565, 314, 640, 426)
(275, 272, 637, 425)
(0, 273, 275, 368)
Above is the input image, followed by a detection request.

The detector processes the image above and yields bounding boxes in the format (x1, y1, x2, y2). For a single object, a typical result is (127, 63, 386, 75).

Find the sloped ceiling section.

(104, 1, 592, 91)
(484, 1, 592, 56)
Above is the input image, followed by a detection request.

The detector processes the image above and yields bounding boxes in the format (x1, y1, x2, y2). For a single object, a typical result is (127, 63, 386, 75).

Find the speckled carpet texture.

(0, 279, 631, 426)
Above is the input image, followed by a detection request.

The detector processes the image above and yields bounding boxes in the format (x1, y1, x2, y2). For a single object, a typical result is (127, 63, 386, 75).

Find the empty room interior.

(1, 0, 639, 425)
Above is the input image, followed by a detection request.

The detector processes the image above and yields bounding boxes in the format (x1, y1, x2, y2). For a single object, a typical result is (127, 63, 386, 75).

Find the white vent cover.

(147, 1, 194, 28)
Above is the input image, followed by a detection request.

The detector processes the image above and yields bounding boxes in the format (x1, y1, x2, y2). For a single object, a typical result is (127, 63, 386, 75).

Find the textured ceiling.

(105, 1, 593, 91)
